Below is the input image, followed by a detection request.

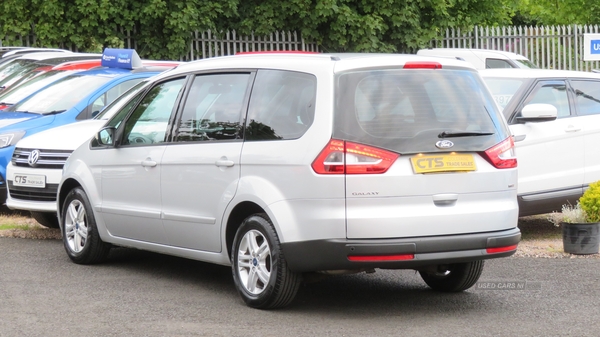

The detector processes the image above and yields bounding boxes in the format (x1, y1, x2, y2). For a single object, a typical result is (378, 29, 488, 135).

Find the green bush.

(579, 181, 600, 223)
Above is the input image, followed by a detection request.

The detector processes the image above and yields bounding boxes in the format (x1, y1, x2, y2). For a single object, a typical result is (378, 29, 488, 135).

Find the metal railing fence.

(4, 24, 600, 71)
(430, 25, 600, 71)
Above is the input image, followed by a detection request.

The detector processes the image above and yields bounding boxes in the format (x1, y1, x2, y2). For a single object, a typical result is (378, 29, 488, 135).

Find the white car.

(58, 53, 519, 309)
(417, 48, 537, 70)
(6, 81, 149, 227)
(481, 68, 600, 216)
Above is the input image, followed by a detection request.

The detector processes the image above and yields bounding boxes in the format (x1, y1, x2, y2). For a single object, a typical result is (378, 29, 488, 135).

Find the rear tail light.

(312, 139, 399, 174)
(481, 137, 517, 169)
(403, 61, 442, 69)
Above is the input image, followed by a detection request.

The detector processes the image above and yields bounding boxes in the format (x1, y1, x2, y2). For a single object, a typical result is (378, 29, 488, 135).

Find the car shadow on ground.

(100, 246, 504, 313)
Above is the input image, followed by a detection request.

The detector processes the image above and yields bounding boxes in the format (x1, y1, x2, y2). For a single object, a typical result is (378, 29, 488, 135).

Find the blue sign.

(591, 40, 600, 54)
(101, 48, 142, 69)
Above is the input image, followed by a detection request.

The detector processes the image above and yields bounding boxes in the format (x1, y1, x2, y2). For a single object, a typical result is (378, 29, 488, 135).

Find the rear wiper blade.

(438, 131, 494, 138)
(42, 109, 66, 116)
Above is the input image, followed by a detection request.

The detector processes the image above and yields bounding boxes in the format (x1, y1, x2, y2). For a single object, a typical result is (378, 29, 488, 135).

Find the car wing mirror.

(516, 103, 558, 123)
(93, 126, 117, 147)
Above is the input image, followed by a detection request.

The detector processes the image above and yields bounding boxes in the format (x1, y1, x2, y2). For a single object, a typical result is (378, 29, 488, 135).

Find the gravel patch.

(1, 213, 598, 259)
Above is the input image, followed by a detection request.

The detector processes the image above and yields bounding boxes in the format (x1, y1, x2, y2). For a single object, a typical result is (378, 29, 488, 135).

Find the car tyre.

(419, 260, 484, 292)
(231, 214, 301, 309)
(30, 211, 59, 228)
(61, 187, 110, 264)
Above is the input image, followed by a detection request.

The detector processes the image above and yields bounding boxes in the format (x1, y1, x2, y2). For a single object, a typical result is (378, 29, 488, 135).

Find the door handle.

(141, 159, 157, 167)
(565, 125, 581, 132)
(215, 159, 234, 167)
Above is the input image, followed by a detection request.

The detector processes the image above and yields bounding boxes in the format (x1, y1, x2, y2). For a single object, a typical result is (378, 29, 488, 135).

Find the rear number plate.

(13, 174, 46, 188)
(410, 154, 477, 173)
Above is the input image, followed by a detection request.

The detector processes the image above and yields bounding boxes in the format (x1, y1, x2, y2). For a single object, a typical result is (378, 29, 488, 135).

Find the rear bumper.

(281, 228, 521, 273)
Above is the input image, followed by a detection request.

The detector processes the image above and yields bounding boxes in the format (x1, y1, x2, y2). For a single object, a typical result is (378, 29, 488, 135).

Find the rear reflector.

(348, 254, 415, 262)
(312, 139, 399, 174)
(486, 244, 518, 254)
(481, 137, 517, 169)
(403, 61, 442, 69)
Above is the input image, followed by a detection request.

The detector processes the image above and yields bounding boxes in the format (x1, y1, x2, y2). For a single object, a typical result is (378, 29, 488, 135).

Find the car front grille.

(12, 148, 73, 169)
(8, 181, 59, 202)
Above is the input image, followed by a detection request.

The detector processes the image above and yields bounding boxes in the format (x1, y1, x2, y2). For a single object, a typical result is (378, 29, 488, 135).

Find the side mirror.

(516, 103, 558, 123)
(93, 126, 117, 147)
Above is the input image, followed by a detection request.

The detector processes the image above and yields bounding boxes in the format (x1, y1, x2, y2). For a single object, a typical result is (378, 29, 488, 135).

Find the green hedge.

(0, 0, 514, 60)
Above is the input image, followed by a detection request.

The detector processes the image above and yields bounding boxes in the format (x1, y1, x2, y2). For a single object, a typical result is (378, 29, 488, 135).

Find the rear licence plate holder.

(410, 154, 477, 174)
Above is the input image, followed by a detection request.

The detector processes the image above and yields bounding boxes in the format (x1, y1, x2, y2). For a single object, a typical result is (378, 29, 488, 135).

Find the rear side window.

(335, 69, 506, 154)
(486, 59, 514, 69)
(174, 73, 251, 142)
(245, 70, 316, 141)
(571, 80, 600, 116)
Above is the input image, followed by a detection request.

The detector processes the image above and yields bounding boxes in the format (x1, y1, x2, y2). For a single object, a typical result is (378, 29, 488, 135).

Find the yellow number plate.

(410, 154, 477, 173)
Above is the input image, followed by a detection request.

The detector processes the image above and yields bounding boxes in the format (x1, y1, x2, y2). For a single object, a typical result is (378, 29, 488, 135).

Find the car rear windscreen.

(334, 68, 509, 154)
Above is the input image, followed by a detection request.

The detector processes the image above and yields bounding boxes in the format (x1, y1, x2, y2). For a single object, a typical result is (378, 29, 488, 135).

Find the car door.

(160, 72, 253, 252)
(509, 80, 585, 198)
(99, 77, 186, 244)
(569, 79, 600, 186)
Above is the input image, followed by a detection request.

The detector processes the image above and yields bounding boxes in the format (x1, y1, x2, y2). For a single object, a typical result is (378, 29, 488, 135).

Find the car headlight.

(0, 131, 26, 148)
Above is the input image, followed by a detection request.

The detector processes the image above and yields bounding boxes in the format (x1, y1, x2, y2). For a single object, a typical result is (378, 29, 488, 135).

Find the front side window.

(521, 81, 570, 118)
(245, 70, 316, 141)
(571, 80, 600, 116)
(121, 78, 185, 146)
(94, 85, 147, 147)
(174, 73, 251, 142)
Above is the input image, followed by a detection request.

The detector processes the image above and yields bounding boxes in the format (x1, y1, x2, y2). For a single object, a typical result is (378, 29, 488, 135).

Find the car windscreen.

(0, 70, 75, 105)
(8, 74, 113, 114)
(482, 77, 529, 115)
(515, 59, 538, 69)
(0, 59, 37, 83)
(0, 62, 43, 89)
(334, 68, 508, 154)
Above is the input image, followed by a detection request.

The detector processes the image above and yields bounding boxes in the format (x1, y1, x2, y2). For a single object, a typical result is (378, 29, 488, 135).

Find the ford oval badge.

(436, 140, 454, 149)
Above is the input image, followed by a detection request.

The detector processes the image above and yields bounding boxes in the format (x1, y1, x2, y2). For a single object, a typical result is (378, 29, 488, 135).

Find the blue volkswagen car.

(0, 49, 178, 203)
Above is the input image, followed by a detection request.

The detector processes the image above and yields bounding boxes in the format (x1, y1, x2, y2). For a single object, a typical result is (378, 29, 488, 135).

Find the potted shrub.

(547, 181, 600, 255)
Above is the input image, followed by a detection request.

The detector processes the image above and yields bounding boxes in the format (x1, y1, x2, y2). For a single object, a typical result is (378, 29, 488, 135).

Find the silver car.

(58, 53, 520, 309)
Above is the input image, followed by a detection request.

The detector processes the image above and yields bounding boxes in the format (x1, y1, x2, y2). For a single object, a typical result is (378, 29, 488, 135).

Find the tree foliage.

(513, 0, 600, 25)
(0, 0, 514, 58)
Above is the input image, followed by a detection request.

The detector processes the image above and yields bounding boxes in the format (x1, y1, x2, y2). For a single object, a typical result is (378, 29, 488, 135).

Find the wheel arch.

(57, 177, 86, 231)
(224, 201, 265, 261)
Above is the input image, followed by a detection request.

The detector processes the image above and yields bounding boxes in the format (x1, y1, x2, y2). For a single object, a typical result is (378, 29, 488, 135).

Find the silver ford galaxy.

(57, 53, 520, 309)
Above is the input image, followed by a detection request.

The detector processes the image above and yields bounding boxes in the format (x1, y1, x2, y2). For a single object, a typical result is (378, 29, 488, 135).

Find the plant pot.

(561, 222, 600, 255)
